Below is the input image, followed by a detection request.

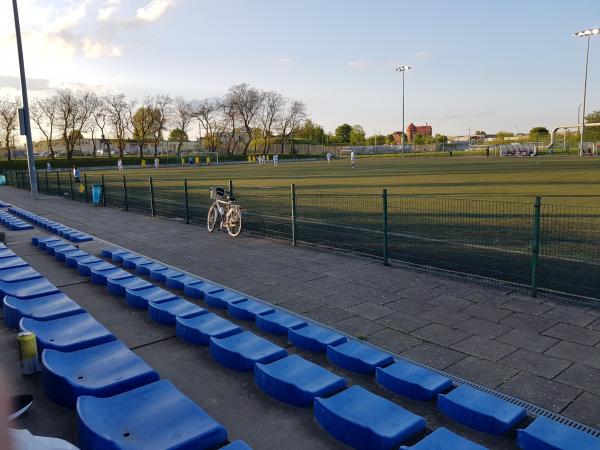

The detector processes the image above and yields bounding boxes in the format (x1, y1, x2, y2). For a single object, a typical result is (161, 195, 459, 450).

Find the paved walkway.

(2, 186, 599, 429)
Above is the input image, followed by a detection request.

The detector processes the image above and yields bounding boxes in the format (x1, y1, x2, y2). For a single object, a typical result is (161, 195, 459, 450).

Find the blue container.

(91, 185, 102, 205)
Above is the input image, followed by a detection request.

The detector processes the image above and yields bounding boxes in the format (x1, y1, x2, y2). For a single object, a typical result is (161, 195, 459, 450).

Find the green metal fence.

(5, 169, 600, 303)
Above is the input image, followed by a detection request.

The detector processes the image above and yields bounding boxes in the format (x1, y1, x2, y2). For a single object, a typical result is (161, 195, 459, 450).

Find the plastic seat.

(91, 266, 131, 286)
(77, 380, 228, 450)
(42, 340, 160, 409)
(255, 354, 346, 406)
(438, 385, 527, 435)
(376, 360, 453, 401)
(9, 222, 33, 230)
(210, 331, 287, 372)
(399, 427, 488, 450)
(3, 292, 84, 329)
(148, 298, 206, 326)
(112, 251, 137, 265)
(68, 233, 93, 243)
(150, 267, 182, 283)
(184, 280, 224, 299)
(125, 285, 177, 309)
(165, 273, 202, 291)
(101, 248, 127, 259)
(20, 313, 115, 352)
(54, 245, 79, 261)
(37, 237, 61, 251)
(47, 243, 75, 257)
(255, 310, 306, 336)
(228, 299, 274, 321)
(221, 441, 253, 450)
(77, 259, 112, 277)
(204, 288, 244, 308)
(107, 276, 152, 297)
(45, 240, 69, 255)
(0, 256, 28, 270)
(327, 340, 394, 374)
(517, 416, 600, 450)
(176, 313, 242, 345)
(0, 266, 41, 283)
(0, 278, 59, 299)
(314, 385, 426, 450)
(288, 323, 346, 352)
(136, 262, 167, 276)
(0, 248, 17, 258)
(121, 255, 150, 269)
(64, 250, 91, 267)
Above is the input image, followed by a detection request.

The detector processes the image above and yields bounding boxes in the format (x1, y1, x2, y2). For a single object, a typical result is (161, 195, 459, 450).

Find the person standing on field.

(46, 162, 52, 173)
(273, 153, 279, 167)
(326, 152, 331, 163)
(117, 158, 123, 171)
(350, 151, 356, 168)
(154, 157, 159, 169)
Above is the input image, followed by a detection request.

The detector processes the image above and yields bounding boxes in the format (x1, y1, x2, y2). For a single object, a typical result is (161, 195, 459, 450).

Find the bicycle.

(207, 187, 243, 237)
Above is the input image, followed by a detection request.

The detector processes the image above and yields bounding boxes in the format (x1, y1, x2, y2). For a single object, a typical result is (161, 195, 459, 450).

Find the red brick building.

(393, 123, 433, 143)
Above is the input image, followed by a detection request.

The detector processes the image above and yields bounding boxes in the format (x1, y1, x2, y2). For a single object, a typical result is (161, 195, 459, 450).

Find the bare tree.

(152, 94, 172, 157)
(55, 89, 99, 159)
(0, 97, 20, 161)
(195, 99, 225, 152)
(278, 100, 307, 154)
(259, 91, 284, 155)
(172, 96, 194, 157)
(105, 93, 133, 159)
(30, 96, 58, 159)
(94, 99, 111, 158)
(131, 96, 161, 158)
(227, 83, 263, 155)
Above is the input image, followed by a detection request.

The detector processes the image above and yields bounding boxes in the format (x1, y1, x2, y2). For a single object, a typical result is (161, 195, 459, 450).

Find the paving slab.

(499, 349, 572, 378)
(446, 356, 518, 389)
(543, 323, 600, 346)
(412, 323, 471, 347)
(401, 343, 467, 371)
(451, 336, 517, 362)
(544, 340, 600, 370)
(497, 328, 559, 353)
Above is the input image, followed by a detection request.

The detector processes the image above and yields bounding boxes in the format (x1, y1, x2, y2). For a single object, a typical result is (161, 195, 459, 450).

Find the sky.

(0, 0, 599, 139)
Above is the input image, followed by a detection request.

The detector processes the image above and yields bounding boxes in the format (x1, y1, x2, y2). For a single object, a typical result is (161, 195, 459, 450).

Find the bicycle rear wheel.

(226, 208, 242, 237)
(207, 205, 218, 232)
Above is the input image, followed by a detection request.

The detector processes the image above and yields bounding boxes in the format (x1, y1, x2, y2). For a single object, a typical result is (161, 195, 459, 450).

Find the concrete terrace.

(0, 185, 599, 446)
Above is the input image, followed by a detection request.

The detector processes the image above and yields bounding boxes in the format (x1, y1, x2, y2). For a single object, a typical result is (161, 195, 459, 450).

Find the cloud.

(346, 60, 370, 68)
(47, 0, 90, 34)
(136, 0, 177, 22)
(0, 75, 51, 91)
(82, 38, 122, 58)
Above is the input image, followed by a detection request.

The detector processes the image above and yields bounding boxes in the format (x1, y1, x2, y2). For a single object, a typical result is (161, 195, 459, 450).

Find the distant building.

(392, 123, 433, 144)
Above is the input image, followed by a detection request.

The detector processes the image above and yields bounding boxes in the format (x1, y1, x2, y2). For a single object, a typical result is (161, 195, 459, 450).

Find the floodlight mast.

(395, 65, 411, 157)
(573, 27, 600, 156)
(11, 0, 38, 198)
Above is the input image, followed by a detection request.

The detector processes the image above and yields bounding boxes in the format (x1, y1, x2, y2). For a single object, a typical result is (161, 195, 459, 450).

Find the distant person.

(326, 152, 331, 163)
(350, 151, 356, 168)
(117, 158, 123, 171)
(188, 155, 194, 166)
(72, 164, 80, 184)
(273, 153, 279, 167)
(154, 157, 159, 169)
(46, 162, 51, 173)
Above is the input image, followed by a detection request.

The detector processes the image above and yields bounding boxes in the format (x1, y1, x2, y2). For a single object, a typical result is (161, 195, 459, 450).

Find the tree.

(0, 97, 19, 160)
(172, 97, 194, 158)
(259, 91, 284, 154)
(195, 99, 225, 152)
(335, 124, 352, 143)
(529, 127, 549, 141)
(584, 111, 600, 141)
(152, 94, 172, 157)
(168, 128, 188, 154)
(278, 100, 306, 153)
(56, 89, 99, 159)
(226, 84, 263, 155)
(30, 96, 58, 159)
(386, 133, 398, 145)
(434, 133, 448, 144)
(349, 125, 366, 146)
(296, 120, 325, 144)
(105, 93, 133, 159)
(94, 100, 110, 158)
(132, 98, 161, 158)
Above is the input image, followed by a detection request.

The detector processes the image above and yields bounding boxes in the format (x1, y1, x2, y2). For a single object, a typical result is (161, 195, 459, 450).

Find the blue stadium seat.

(165, 273, 202, 291)
(0, 248, 17, 258)
(112, 251, 137, 265)
(101, 247, 127, 259)
(148, 298, 206, 326)
(150, 267, 182, 283)
(20, 313, 115, 352)
(37, 237, 61, 251)
(184, 280, 224, 300)
(53, 245, 79, 261)
(45, 241, 69, 255)
(0, 266, 41, 283)
(327, 340, 394, 374)
(47, 243, 75, 257)
(125, 285, 177, 309)
(254, 354, 346, 406)
(107, 276, 152, 297)
(42, 340, 160, 409)
(438, 385, 527, 435)
(77, 259, 111, 277)
(517, 416, 600, 450)
(136, 261, 167, 276)
(91, 266, 132, 286)
(228, 299, 274, 321)
(203, 288, 244, 308)
(77, 380, 228, 450)
(0, 277, 59, 299)
(0, 256, 28, 270)
(399, 427, 488, 450)
(209, 331, 287, 372)
(221, 441, 253, 450)
(255, 310, 307, 335)
(314, 385, 426, 450)
(376, 360, 453, 401)
(122, 254, 150, 269)
(176, 313, 242, 346)
(288, 323, 347, 352)
(3, 292, 84, 329)
(64, 251, 91, 268)
(67, 232, 93, 243)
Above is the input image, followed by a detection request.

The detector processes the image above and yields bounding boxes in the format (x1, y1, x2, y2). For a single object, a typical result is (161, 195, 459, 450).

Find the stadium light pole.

(395, 65, 411, 156)
(573, 27, 599, 156)
(11, 0, 38, 198)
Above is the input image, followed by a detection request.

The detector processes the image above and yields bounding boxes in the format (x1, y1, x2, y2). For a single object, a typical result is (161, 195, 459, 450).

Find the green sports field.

(106, 155, 600, 207)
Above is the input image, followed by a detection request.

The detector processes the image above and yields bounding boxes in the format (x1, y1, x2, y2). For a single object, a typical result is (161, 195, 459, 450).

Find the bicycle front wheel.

(226, 208, 242, 237)
(207, 205, 218, 232)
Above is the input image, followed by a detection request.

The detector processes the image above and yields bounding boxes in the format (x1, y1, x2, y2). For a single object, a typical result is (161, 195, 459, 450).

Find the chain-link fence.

(4, 169, 600, 303)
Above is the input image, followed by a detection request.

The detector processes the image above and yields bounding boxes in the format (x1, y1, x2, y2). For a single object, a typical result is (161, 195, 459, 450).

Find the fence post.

(101, 174, 106, 206)
(184, 178, 190, 224)
(291, 183, 297, 246)
(56, 172, 61, 195)
(228, 179, 233, 197)
(530, 196, 541, 297)
(35, 171, 39, 190)
(123, 175, 128, 211)
(382, 188, 389, 266)
(69, 172, 73, 199)
(84, 173, 89, 202)
(45, 171, 49, 194)
(149, 176, 155, 217)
